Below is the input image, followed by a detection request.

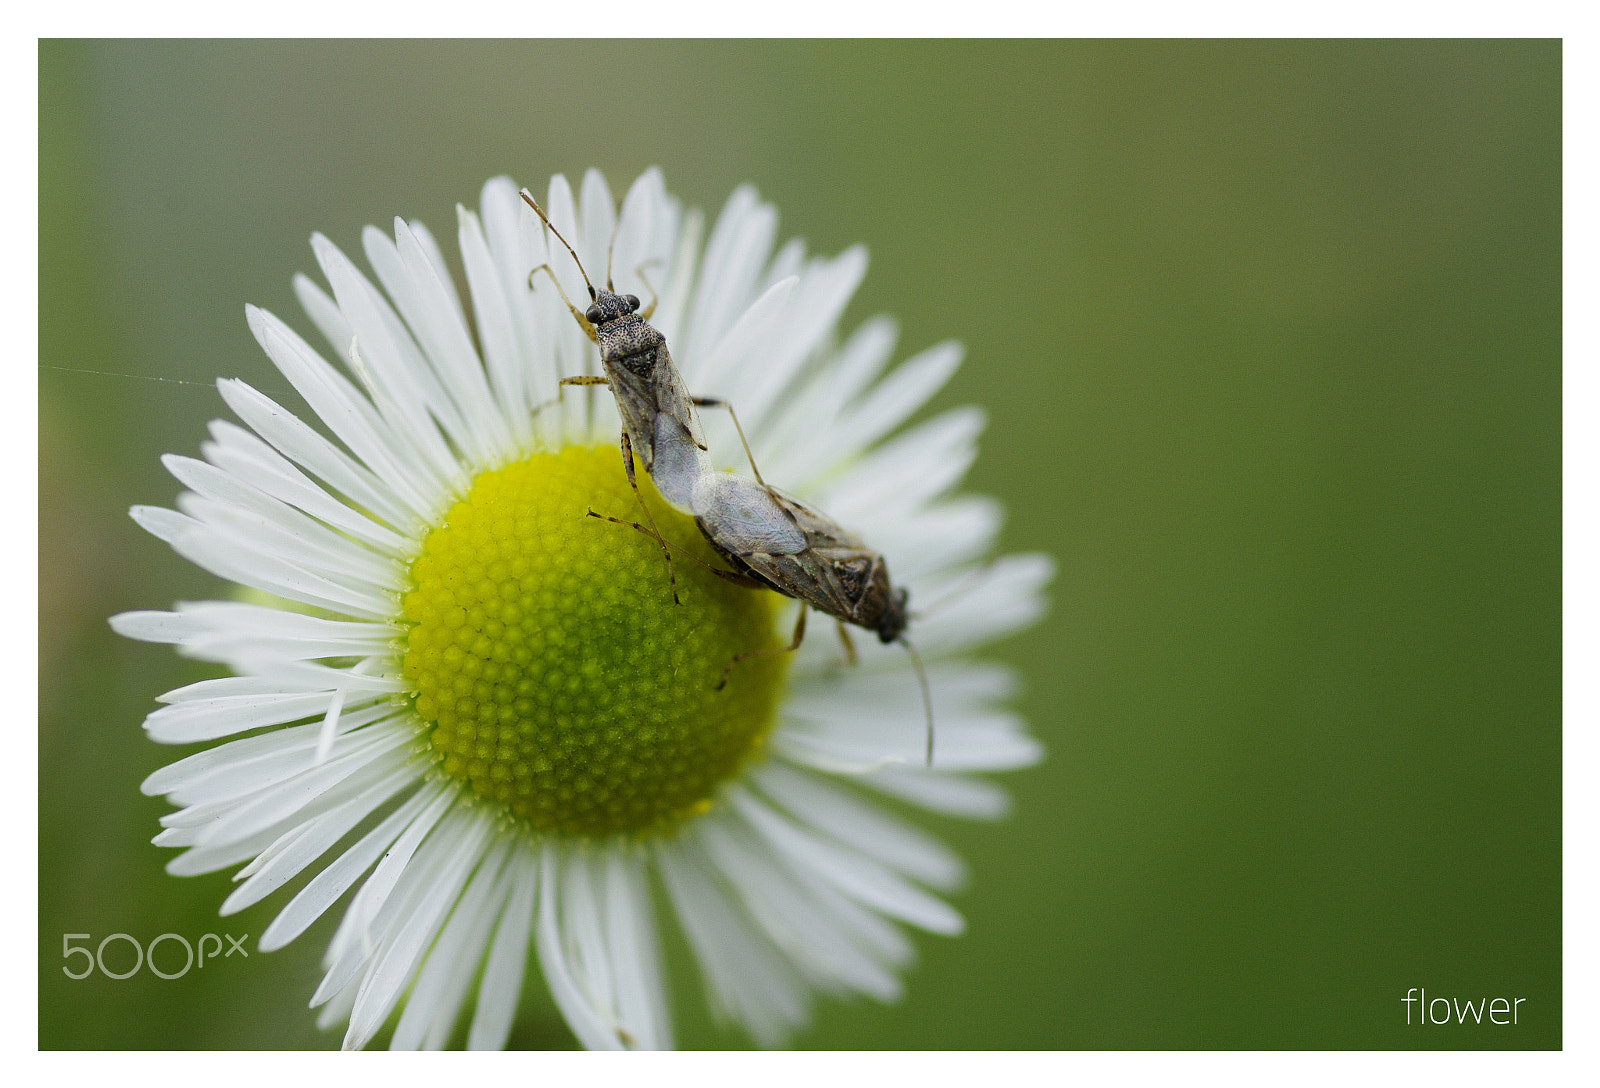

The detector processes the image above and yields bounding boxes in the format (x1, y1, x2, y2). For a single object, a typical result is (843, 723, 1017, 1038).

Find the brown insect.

(591, 411, 936, 764)
(520, 189, 708, 602)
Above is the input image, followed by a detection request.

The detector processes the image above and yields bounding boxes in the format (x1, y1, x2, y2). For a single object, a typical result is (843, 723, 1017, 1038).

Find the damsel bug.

(520, 189, 709, 601)
(593, 414, 937, 765)
(530, 188, 935, 762)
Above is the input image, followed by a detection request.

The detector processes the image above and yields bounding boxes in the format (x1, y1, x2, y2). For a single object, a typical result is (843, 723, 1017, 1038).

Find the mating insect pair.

(520, 190, 934, 764)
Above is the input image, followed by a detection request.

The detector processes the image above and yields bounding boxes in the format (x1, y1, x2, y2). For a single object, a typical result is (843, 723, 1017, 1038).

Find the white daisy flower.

(111, 168, 1052, 1050)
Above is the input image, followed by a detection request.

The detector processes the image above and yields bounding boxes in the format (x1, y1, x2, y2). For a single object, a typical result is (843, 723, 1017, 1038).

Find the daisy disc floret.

(112, 168, 1052, 1050)
(404, 445, 785, 835)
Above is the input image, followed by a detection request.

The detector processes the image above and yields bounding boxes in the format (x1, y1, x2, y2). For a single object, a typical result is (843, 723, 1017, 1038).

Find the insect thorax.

(827, 552, 906, 643)
(598, 316, 664, 363)
(617, 345, 660, 378)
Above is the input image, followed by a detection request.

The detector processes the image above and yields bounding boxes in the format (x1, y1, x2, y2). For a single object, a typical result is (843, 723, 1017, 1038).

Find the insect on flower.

(111, 169, 1049, 1049)
(520, 188, 709, 602)
(593, 406, 938, 765)
(533, 188, 938, 763)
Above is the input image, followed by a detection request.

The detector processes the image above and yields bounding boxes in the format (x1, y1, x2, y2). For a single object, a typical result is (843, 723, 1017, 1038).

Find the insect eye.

(584, 303, 604, 324)
(625, 294, 641, 312)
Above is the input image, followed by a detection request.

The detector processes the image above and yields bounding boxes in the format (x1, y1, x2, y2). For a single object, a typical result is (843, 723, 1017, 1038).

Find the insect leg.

(524, 375, 612, 423)
(691, 396, 767, 487)
(632, 263, 663, 320)
(527, 265, 599, 345)
(584, 509, 764, 588)
(717, 605, 807, 691)
(617, 430, 680, 606)
(898, 637, 935, 767)
(835, 620, 858, 666)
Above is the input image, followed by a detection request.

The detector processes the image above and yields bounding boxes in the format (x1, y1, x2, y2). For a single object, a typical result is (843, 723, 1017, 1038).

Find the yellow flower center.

(401, 444, 788, 837)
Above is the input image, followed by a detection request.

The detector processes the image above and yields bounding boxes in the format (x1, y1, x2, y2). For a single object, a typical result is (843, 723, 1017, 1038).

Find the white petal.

(217, 378, 418, 534)
(467, 847, 538, 1050)
(294, 267, 355, 360)
(761, 237, 806, 294)
(162, 517, 394, 621)
(316, 971, 362, 1032)
(780, 661, 1031, 769)
(387, 218, 510, 459)
(534, 175, 606, 403)
(343, 811, 494, 1050)
(754, 315, 900, 486)
(650, 206, 701, 348)
(864, 497, 1002, 584)
(600, 850, 672, 1050)
(143, 691, 337, 744)
(654, 834, 808, 1047)
(698, 819, 902, 1002)
(202, 419, 410, 554)
(561, 851, 616, 1027)
(109, 608, 204, 644)
(156, 675, 303, 703)
(829, 339, 965, 459)
(146, 702, 391, 801)
(457, 203, 534, 445)
(322, 785, 458, 970)
(245, 305, 439, 516)
(910, 552, 1056, 653)
(260, 781, 449, 953)
(681, 186, 776, 365)
(129, 503, 191, 546)
(859, 765, 1014, 819)
(183, 726, 414, 849)
(729, 788, 964, 936)
(536, 847, 625, 1050)
(693, 275, 798, 404)
(819, 407, 985, 526)
(738, 247, 868, 436)
(753, 762, 965, 890)
(390, 837, 511, 1050)
(406, 218, 465, 326)
(484, 178, 561, 440)
(610, 167, 678, 311)
(578, 169, 618, 283)
(316, 796, 470, 1008)
(777, 716, 1040, 774)
(221, 761, 420, 915)
(312, 234, 466, 489)
(152, 603, 398, 667)
(161, 743, 412, 875)
(169, 470, 399, 589)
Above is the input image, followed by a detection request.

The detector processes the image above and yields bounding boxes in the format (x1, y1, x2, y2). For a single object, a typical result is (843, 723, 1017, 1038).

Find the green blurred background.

(38, 40, 1559, 1049)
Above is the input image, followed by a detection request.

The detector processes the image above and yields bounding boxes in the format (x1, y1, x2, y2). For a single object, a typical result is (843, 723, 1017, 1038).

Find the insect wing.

(649, 414, 705, 513)
(692, 474, 808, 556)
(602, 358, 662, 469)
(758, 491, 900, 630)
(765, 490, 871, 553)
(737, 547, 862, 620)
(650, 342, 707, 453)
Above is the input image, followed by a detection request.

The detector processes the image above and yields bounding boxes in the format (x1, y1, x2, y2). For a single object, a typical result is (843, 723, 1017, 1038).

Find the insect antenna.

(527, 263, 596, 339)
(520, 189, 597, 301)
(897, 636, 935, 766)
(605, 221, 619, 293)
(910, 558, 998, 621)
